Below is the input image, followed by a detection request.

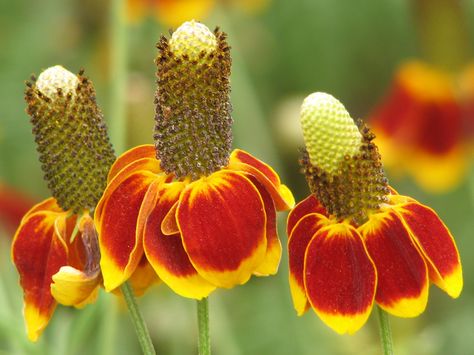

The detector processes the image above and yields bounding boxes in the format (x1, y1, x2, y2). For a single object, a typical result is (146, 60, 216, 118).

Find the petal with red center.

(287, 194, 327, 237)
(144, 181, 216, 299)
(287, 213, 327, 315)
(248, 176, 281, 276)
(177, 170, 267, 288)
(11, 210, 68, 341)
(228, 149, 295, 210)
(51, 266, 101, 308)
(96, 171, 158, 291)
(395, 201, 462, 298)
(304, 223, 376, 334)
(359, 210, 428, 317)
(107, 144, 156, 182)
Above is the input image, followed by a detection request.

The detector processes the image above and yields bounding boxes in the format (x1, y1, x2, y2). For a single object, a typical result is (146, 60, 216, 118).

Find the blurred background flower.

(1, 0, 474, 354)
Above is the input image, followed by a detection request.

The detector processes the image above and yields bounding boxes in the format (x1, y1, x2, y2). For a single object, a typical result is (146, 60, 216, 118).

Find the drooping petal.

(161, 200, 179, 235)
(395, 201, 462, 298)
(359, 210, 429, 317)
(11, 209, 68, 342)
(107, 144, 157, 182)
(248, 176, 281, 276)
(287, 194, 327, 237)
(21, 197, 62, 221)
(287, 213, 327, 315)
(144, 180, 216, 299)
(96, 171, 158, 291)
(177, 170, 267, 288)
(50, 266, 100, 308)
(228, 149, 295, 210)
(304, 223, 377, 334)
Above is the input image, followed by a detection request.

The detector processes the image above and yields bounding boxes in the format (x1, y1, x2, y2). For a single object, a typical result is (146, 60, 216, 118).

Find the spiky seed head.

(36, 65, 79, 99)
(25, 66, 116, 213)
(300, 92, 362, 174)
(169, 20, 217, 60)
(299, 92, 390, 225)
(154, 23, 232, 180)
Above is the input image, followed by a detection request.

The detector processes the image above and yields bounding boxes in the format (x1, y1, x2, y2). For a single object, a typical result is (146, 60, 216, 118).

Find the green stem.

(109, 0, 128, 154)
(197, 298, 211, 355)
(376, 306, 394, 355)
(120, 282, 156, 355)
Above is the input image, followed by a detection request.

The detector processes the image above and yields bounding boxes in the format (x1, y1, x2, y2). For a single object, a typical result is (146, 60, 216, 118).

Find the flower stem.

(109, 0, 128, 154)
(197, 298, 211, 355)
(376, 306, 394, 355)
(120, 282, 156, 355)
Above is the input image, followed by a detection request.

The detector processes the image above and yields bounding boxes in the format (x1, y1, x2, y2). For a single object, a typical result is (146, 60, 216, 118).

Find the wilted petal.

(51, 266, 100, 308)
(395, 201, 462, 298)
(228, 149, 295, 210)
(360, 210, 428, 317)
(12, 208, 68, 341)
(177, 170, 267, 288)
(304, 223, 376, 334)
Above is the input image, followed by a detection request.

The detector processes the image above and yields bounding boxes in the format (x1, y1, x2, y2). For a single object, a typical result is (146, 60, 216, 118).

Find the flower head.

(370, 61, 472, 192)
(96, 21, 294, 299)
(12, 66, 116, 341)
(288, 92, 462, 334)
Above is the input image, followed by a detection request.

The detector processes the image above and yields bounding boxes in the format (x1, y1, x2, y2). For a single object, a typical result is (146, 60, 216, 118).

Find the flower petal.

(248, 176, 282, 276)
(11, 209, 68, 341)
(144, 181, 216, 299)
(51, 266, 101, 308)
(177, 170, 267, 288)
(287, 194, 327, 237)
(395, 201, 462, 298)
(304, 223, 376, 334)
(161, 200, 179, 235)
(359, 210, 428, 317)
(287, 213, 326, 316)
(107, 144, 157, 182)
(228, 149, 295, 210)
(96, 171, 157, 291)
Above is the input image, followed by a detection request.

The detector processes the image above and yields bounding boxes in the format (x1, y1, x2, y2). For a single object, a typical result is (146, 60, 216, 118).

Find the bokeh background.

(1, 0, 474, 354)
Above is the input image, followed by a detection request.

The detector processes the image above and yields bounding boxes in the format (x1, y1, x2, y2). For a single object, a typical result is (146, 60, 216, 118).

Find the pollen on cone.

(169, 20, 217, 60)
(300, 92, 362, 174)
(36, 65, 79, 99)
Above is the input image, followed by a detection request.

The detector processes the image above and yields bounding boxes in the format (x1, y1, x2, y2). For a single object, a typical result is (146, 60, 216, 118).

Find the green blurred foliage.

(1, 0, 473, 354)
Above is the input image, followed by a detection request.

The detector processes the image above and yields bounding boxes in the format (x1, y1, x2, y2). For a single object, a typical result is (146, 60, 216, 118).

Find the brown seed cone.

(154, 27, 233, 180)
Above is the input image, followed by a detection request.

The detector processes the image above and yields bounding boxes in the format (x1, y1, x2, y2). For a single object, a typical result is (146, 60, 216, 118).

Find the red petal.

(287, 194, 327, 237)
(107, 144, 157, 182)
(161, 200, 179, 235)
(228, 149, 295, 210)
(96, 171, 158, 291)
(287, 213, 327, 316)
(359, 210, 428, 317)
(247, 176, 281, 276)
(396, 201, 462, 298)
(144, 181, 215, 299)
(304, 223, 376, 334)
(177, 170, 267, 288)
(11, 208, 68, 341)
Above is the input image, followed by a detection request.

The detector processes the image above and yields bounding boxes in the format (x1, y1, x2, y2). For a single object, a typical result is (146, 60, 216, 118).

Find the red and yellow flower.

(11, 66, 116, 341)
(288, 92, 462, 334)
(369, 60, 473, 192)
(95, 21, 294, 298)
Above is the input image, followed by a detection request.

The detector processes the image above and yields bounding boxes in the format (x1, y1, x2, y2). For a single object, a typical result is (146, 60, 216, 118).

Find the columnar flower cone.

(11, 66, 116, 341)
(96, 20, 294, 299)
(287, 92, 463, 334)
